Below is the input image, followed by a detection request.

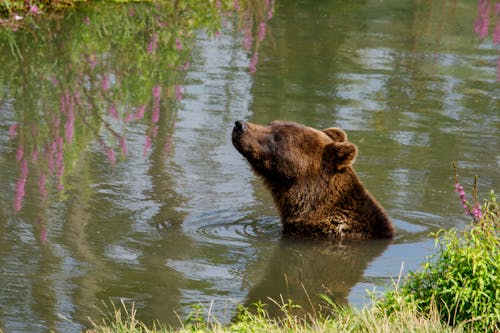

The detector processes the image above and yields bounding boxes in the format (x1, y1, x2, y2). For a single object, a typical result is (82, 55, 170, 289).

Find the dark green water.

(0, 1, 499, 332)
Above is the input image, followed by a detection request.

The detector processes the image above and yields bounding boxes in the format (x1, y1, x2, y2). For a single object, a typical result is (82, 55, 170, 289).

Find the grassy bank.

(89, 188, 499, 333)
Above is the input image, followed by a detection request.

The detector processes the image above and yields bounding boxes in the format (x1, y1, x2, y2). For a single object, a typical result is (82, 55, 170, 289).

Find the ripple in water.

(186, 209, 281, 246)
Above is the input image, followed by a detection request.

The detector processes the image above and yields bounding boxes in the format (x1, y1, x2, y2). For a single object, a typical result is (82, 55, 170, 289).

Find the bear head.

(232, 120, 357, 182)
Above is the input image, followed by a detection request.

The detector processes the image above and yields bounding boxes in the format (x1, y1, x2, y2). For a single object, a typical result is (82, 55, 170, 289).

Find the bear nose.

(233, 120, 248, 134)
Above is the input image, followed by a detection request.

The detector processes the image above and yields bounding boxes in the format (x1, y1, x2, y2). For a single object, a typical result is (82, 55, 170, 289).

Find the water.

(1, 1, 499, 331)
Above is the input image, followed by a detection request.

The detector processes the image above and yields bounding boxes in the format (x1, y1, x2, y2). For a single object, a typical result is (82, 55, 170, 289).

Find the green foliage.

(377, 191, 500, 332)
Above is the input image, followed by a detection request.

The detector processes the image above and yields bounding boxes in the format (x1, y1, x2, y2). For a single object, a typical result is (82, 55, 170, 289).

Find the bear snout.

(233, 120, 248, 135)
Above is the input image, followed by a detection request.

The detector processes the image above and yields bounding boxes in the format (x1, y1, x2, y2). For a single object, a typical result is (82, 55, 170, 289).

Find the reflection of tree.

(0, 0, 275, 330)
(244, 239, 390, 318)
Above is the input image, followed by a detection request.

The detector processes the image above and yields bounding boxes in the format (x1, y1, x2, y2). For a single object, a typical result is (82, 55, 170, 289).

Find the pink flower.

(84, 16, 90, 25)
(29, 4, 39, 14)
(234, 0, 240, 10)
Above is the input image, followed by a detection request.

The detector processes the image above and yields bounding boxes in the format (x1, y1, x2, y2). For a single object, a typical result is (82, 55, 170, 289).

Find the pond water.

(1, 0, 499, 332)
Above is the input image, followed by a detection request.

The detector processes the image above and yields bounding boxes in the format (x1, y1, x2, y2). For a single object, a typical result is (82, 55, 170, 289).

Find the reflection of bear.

(243, 239, 391, 317)
(232, 120, 395, 239)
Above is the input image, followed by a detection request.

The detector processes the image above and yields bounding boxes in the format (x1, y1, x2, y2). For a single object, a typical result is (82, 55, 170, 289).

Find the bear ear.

(322, 127, 347, 142)
(323, 142, 358, 171)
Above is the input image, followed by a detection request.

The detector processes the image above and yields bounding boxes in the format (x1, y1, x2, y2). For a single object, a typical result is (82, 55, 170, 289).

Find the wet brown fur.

(232, 120, 395, 240)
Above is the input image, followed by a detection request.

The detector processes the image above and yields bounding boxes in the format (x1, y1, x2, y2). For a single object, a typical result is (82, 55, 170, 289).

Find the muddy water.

(0, 0, 499, 332)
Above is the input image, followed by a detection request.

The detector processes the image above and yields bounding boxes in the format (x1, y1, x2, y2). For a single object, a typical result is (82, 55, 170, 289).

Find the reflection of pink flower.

(494, 24, 500, 44)
(249, 52, 259, 74)
(106, 147, 116, 165)
(143, 135, 152, 157)
(119, 136, 128, 156)
(244, 28, 252, 50)
(9, 124, 18, 138)
(258, 22, 266, 41)
(14, 159, 28, 212)
(102, 75, 109, 91)
(64, 93, 75, 142)
(32, 149, 38, 162)
(109, 104, 119, 119)
(474, 17, 489, 38)
(164, 135, 173, 153)
(134, 105, 146, 120)
(38, 173, 47, 198)
(474, 0, 490, 38)
(147, 33, 159, 54)
(175, 38, 183, 50)
(152, 86, 161, 123)
(179, 61, 190, 71)
(40, 229, 48, 243)
(16, 147, 24, 161)
(497, 58, 500, 81)
(175, 85, 183, 100)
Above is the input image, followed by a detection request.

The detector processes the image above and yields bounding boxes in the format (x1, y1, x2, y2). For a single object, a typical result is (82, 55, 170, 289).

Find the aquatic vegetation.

(377, 170, 500, 332)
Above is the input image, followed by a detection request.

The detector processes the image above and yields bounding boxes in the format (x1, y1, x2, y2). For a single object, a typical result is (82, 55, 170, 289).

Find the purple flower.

(84, 16, 90, 26)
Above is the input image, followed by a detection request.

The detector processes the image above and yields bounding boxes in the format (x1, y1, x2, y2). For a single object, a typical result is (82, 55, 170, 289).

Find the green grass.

(88, 191, 499, 333)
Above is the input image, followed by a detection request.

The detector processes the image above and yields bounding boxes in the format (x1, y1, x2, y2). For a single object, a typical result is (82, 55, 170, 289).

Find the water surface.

(0, 1, 499, 332)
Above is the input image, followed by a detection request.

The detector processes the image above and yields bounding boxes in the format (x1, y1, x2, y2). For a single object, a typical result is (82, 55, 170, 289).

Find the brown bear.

(232, 120, 395, 239)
